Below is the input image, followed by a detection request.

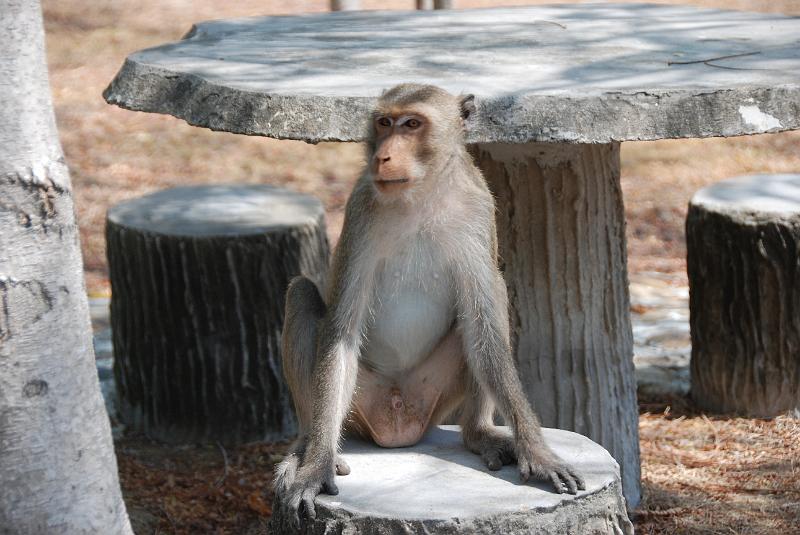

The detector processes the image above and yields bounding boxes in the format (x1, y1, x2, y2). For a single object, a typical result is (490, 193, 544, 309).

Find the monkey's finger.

(559, 469, 578, 495)
(301, 489, 317, 520)
(568, 468, 586, 491)
(481, 450, 503, 471)
(287, 493, 303, 527)
(274, 454, 299, 494)
(548, 471, 566, 494)
(518, 459, 531, 482)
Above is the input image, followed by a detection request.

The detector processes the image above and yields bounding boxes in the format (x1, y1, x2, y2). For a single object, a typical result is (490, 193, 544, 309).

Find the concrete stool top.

(692, 174, 800, 218)
(302, 425, 633, 534)
(107, 185, 323, 237)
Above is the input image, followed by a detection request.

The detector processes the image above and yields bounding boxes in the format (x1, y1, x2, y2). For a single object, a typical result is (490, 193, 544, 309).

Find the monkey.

(274, 83, 584, 523)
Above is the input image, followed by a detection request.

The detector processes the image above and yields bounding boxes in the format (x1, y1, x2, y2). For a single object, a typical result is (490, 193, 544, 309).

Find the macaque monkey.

(275, 84, 584, 522)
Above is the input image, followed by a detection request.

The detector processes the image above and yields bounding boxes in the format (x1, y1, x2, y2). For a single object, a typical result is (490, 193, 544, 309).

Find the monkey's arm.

(453, 225, 585, 495)
(277, 183, 374, 523)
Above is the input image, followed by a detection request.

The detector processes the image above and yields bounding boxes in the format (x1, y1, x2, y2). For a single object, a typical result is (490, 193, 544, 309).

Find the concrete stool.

(106, 185, 329, 444)
(270, 426, 633, 534)
(687, 174, 800, 416)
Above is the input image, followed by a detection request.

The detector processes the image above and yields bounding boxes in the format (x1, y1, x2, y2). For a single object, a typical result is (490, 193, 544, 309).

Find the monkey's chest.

(361, 253, 455, 376)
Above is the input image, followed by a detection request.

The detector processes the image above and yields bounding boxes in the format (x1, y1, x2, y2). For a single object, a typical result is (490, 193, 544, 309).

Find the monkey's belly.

(361, 287, 454, 375)
(352, 328, 466, 448)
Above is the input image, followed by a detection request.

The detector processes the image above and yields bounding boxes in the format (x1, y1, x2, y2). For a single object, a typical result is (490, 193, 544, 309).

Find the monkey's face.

(370, 111, 430, 195)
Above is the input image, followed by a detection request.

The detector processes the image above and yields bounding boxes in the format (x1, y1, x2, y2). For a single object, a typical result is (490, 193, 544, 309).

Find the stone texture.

(107, 185, 330, 444)
(630, 272, 691, 398)
(472, 142, 640, 507)
(687, 174, 800, 417)
(270, 425, 633, 534)
(104, 4, 800, 144)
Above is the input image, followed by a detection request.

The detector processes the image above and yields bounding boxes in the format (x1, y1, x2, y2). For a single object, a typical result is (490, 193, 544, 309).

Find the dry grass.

(41, 0, 800, 533)
(116, 436, 285, 534)
(636, 397, 800, 534)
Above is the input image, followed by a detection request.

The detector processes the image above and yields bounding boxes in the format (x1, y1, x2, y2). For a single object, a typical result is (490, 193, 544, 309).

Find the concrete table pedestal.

(472, 142, 638, 499)
(104, 4, 800, 507)
(269, 426, 633, 534)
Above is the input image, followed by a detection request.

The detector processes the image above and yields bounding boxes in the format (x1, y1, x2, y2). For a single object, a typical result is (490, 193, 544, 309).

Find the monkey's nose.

(379, 155, 391, 164)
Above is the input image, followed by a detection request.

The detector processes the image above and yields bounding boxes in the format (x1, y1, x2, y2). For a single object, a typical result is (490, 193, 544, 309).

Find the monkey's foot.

(278, 458, 340, 525)
(463, 427, 517, 471)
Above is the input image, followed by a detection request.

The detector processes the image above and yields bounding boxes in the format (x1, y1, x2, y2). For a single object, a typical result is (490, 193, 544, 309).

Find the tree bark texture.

(0, 1, 133, 533)
(106, 186, 329, 444)
(471, 142, 641, 508)
(688, 191, 800, 416)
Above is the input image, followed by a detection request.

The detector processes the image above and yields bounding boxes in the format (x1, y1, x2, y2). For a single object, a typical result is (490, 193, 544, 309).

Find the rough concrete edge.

(103, 56, 800, 145)
(689, 197, 800, 226)
(270, 480, 633, 534)
(105, 185, 326, 238)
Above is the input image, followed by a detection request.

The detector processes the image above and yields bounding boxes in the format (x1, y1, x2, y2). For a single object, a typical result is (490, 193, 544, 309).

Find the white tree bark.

(0, 1, 133, 533)
(471, 142, 641, 508)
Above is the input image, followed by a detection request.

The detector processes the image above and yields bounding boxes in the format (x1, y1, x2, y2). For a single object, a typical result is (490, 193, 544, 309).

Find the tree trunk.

(471, 142, 641, 508)
(688, 174, 800, 416)
(0, 1, 133, 533)
(107, 185, 329, 444)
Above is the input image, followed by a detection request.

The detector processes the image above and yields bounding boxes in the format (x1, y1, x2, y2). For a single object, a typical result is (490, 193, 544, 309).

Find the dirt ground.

(41, 0, 800, 533)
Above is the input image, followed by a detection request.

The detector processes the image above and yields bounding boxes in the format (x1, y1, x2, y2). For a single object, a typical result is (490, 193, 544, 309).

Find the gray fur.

(275, 84, 584, 526)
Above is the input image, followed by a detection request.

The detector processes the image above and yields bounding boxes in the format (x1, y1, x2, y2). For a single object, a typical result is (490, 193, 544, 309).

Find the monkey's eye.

(405, 118, 421, 129)
(377, 117, 392, 128)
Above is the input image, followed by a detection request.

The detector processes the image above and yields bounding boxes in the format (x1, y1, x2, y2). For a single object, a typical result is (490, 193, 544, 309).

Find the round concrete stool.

(106, 185, 329, 444)
(687, 174, 800, 416)
(270, 425, 633, 534)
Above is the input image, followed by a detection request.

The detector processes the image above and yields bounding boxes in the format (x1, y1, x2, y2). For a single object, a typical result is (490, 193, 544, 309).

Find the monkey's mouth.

(376, 178, 410, 184)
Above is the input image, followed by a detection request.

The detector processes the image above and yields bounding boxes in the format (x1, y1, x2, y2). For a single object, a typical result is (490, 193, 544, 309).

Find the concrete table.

(104, 3, 800, 508)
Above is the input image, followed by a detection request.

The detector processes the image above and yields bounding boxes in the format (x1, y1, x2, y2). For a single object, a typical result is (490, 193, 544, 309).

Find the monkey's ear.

(460, 94, 476, 121)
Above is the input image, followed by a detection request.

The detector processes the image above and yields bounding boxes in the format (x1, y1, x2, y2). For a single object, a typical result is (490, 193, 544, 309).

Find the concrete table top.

(269, 426, 633, 533)
(104, 3, 800, 143)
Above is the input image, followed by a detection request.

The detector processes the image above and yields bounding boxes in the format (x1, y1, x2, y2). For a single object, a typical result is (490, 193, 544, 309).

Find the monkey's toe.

(335, 456, 351, 476)
(483, 451, 503, 471)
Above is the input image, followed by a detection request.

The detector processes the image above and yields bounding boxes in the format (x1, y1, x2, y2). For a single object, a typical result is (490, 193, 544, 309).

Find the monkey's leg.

(275, 277, 350, 497)
(281, 316, 361, 521)
(455, 263, 584, 494)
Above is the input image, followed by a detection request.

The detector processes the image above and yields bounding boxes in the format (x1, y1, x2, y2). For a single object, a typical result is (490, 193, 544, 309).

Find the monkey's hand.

(516, 436, 585, 495)
(278, 457, 340, 525)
